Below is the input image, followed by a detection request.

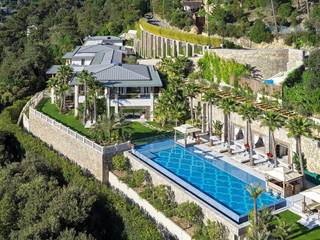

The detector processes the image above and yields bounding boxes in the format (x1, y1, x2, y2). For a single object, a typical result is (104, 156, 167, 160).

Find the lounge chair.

(231, 145, 245, 155)
(211, 143, 229, 153)
(232, 152, 250, 163)
(253, 154, 268, 165)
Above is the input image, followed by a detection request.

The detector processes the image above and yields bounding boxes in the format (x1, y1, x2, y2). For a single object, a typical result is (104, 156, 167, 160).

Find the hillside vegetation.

(151, 0, 320, 47)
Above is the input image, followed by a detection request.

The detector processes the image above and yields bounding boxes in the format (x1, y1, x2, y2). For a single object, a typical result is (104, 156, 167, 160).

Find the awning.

(265, 166, 302, 183)
(174, 124, 201, 134)
(301, 186, 320, 203)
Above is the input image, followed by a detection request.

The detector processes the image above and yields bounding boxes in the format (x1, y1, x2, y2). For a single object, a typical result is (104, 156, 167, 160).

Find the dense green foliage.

(193, 220, 229, 240)
(140, 184, 177, 217)
(0, 101, 162, 240)
(151, 0, 193, 30)
(112, 154, 130, 172)
(0, 0, 149, 108)
(249, 19, 273, 43)
(139, 18, 222, 47)
(283, 49, 320, 116)
(154, 57, 191, 127)
(150, 0, 320, 46)
(198, 52, 250, 85)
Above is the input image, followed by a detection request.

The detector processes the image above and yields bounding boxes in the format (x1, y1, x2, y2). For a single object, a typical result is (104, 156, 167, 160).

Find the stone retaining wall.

(125, 151, 247, 240)
(28, 108, 108, 182)
(23, 91, 131, 183)
(208, 48, 304, 80)
(109, 172, 191, 240)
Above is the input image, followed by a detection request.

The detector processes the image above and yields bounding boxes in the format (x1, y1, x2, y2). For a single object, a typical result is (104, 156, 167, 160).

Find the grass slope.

(278, 210, 320, 240)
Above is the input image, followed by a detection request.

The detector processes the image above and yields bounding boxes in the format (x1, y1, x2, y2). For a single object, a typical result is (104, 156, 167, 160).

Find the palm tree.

(171, 101, 186, 127)
(246, 184, 264, 228)
(184, 81, 200, 125)
(47, 75, 59, 104)
(77, 70, 98, 125)
(93, 114, 129, 144)
(78, 70, 89, 124)
(238, 103, 260, 165)
(203, 89, 219, 145)
(286, 116, 313, 185)
(270, 0, 278, 34)
(86, 74, 100, 123)
(260, 111, 284, 167)
(56, 65, 73, 112)
(218, 98, 237, 153)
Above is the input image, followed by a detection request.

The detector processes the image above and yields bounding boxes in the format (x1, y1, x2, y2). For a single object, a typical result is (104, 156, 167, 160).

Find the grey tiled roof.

(63, 44, 123, 65)
(47, 36, 162, 88)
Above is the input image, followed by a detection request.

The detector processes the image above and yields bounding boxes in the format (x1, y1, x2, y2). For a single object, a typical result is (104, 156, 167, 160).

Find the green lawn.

(37, 98, 92, 138)
(37, 98, 165, 143)
(277, 210, 320, 240)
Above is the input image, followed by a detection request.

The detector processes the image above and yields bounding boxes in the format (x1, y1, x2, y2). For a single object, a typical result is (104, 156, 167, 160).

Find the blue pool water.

(135, 139, 286, 223)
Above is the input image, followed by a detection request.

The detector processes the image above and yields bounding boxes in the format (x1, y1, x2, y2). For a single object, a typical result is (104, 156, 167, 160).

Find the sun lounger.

(232, 148, 245, 155)
(204, 155, 215, 160)
(211, 143, 229, 153)
(232, 152, 250, 163)
(207, 151, 224, 158)
(253, 154, 268, 165)
(210, 136, 220, 141)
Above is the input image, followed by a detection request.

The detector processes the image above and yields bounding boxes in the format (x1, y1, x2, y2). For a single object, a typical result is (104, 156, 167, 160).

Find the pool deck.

(194, 144, 266, 181)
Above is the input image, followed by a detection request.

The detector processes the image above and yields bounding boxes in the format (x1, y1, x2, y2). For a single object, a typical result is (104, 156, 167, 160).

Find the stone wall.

(125, 152, 247, 240)
(209, 49, 292, 79)
(28, 108, 107, 182)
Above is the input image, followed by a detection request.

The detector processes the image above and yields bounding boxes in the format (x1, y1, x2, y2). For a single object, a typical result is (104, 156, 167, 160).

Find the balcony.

(110, 93, 156, 107)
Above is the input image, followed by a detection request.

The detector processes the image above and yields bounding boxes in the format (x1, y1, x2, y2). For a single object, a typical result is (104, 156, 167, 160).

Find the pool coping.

(132, 141, 287, 224)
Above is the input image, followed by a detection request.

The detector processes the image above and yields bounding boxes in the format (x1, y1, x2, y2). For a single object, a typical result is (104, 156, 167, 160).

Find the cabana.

(174, 124, 201, 147)
(301, 185, 320, 219)
(265, 166, 302, 197)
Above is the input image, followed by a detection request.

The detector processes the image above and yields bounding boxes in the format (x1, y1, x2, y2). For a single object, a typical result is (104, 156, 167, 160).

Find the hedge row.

(0, 100, 162, 240)
(139, 18, 222, 47)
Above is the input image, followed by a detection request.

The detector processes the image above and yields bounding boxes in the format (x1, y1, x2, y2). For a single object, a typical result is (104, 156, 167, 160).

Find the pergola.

(174, 124, 201, 147)
(301, 185, 320, 218)
(265, 166, 303, 197)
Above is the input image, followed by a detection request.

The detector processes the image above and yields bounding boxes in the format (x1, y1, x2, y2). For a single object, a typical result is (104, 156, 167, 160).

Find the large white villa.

(46, 36, 162, 120)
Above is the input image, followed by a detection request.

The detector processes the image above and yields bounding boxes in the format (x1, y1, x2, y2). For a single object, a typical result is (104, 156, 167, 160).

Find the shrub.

(121, 169, 148, 188)
(249, 19, 273, 43)
(175, 202, 203, 228)
(112, 154, 130, 171)
(193, 220, 229, 240)
(278, 3, 292, 24)
(140, 184, 177, 217)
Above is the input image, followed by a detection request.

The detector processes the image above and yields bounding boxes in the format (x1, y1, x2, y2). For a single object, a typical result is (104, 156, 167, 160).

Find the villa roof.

(84, 35, 124, 45)
(48, 35, 162, 88)
(63, 44, 124, 65)
(301, 185, 320, 203)
(265, 167, 302, 183)
(47, 64, 162, 88)
(174, 124, 201, 134)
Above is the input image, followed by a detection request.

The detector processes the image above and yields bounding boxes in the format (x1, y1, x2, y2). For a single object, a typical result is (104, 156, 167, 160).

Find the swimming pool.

(134, 139, 286, 223)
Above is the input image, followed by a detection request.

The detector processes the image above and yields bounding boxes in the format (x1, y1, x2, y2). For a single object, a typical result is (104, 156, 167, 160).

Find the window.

(81, 59, 85, 65)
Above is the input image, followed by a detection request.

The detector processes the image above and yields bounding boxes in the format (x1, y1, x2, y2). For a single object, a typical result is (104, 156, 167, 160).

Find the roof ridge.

(115, 65, 150, 80)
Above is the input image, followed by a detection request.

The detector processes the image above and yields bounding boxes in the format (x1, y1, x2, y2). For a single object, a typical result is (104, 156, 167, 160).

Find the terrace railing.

(27, 91, 131, 155)
(30, 108, 131, 154)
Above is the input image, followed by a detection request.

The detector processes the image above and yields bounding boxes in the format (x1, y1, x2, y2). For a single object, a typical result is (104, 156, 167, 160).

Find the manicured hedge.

(0, 100, 162, 240)
(139, 18, 222, 47)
